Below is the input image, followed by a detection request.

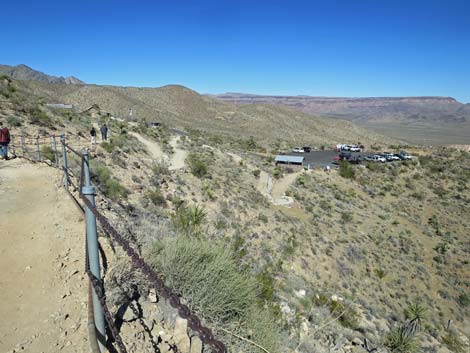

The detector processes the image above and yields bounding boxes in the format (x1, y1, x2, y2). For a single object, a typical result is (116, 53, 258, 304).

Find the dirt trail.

(0, 159, 88, 353)
(129, 132, 166, 161)
(272, 171, 302, 199)
(168, 135, 187, 170)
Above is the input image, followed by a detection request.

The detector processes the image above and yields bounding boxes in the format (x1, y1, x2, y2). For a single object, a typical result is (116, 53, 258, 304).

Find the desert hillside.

(1, 74, 469, 353)
(12, 77, 393, 147)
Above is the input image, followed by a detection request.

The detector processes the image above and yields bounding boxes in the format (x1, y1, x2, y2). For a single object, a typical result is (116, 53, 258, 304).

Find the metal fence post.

(51, 135, 59, 168)
(60, 135, 69, 189)
(20, 136, 25, 157)
(82, 150, 106, 351)
(36, 136, 41, 161)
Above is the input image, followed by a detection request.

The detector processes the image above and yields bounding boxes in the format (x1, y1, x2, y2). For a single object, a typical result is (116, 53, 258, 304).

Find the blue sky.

(1, 0, 469, 102)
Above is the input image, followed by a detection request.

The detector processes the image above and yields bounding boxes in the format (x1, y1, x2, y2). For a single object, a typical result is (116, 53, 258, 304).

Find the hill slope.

(0, 64, 84, 85)
(14, 79, 392, 147)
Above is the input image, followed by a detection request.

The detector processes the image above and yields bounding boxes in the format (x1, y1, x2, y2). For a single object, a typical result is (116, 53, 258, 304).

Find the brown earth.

(0, 159, 89, 353)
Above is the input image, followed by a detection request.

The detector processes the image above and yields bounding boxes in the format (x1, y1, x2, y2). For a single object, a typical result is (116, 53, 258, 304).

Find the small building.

(45, 103, 73, 109)
(81, 104, 101, 118)
(275, 155, 304, 165)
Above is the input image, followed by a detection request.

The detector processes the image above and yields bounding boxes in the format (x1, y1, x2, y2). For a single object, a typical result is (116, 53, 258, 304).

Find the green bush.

(171, 204, 207, 237)
(187, 153, 208, 178)
(41, 145, 56, 163)
(90, 162, 128, 200)
(7, 116, 22, 127)
(146, 188, 166, 206)
(150, 237, 281, 352)
(339, 161, 355, 179)
(150, 237, 258, 322)
(458, 293, 470, 307)
(28, 106, 54, 127)
(252, 169, 261, 178)
(273, 167, 283, 179)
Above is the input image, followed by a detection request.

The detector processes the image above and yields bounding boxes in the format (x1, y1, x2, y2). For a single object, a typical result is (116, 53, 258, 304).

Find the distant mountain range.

(0, 64, 84, 85)
(212, 93, 470, 124)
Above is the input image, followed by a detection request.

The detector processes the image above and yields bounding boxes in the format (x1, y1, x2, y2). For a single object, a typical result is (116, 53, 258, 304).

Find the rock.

(351, 337, 363, 346)
(190, 336, 203, 353)
(174, 317, 191, 353)
(148, 288, 158, 303)
(295, 289, 306, 298)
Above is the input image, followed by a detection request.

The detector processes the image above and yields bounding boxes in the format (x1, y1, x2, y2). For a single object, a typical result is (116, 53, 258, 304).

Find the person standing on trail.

(0, 121, 11, 160)
(90, 127, 97, 145)
(100, 124, 108, 141)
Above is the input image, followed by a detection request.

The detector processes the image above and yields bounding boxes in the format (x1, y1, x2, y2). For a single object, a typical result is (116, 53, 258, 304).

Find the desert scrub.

(145, 188, 166, 206)
(7, 116, 22, 127)
(90, 161, 128, 200)
(29, 106, 54, 128)
(442, 330, 467, 353)
(339, 161, 355, 179)
(41, 145, 56, 163)
(384, 325, 418, 353)
(171, 204, 207, 237)
(187, 152, 208, 178)
(150, 237, 281, 352)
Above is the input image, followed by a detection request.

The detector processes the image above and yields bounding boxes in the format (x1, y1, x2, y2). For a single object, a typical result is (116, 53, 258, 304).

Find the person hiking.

(100, 124, 108, 141)
(90, 127, 97, 145)
(0, 121, 11, 160)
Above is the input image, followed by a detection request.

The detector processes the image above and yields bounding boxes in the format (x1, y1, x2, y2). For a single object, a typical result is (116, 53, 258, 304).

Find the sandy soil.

(129, 132, 166, 161)
(0, 159, 89, 353)
(168, 136, 187, 170)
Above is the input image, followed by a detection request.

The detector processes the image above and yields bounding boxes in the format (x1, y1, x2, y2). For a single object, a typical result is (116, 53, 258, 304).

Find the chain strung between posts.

(75, 151, 227, 353)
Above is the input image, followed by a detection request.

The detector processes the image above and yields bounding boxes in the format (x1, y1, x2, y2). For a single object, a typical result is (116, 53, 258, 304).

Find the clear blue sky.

(1, 0, 469, 102)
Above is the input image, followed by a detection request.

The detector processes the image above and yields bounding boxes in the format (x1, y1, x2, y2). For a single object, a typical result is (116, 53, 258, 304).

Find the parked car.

(398, 151, 412, 160)
(385, 153, 400, 161)
(292, 147, 305, 153)
(303, 146, 312, 153)
(372, 155, 387, 163)
(349, 145, 361, 152)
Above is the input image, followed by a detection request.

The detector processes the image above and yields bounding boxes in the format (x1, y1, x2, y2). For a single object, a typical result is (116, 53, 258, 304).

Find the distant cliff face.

(0, 64, 84, 85)
(213, 93, 470, 124)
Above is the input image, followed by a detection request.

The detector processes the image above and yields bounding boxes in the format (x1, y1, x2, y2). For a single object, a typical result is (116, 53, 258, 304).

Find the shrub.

(187, 153, 208, 178)
(329, 300, 360, 329)
(384, 326, 418, 353)
(171, 204, 207, 237)
(273, 167, 283, 179)
(90, 162, 129, 200)
(339, 161, 355, 179)
(7, 116, 22, 127)
(442, 330, 466, 353)
(28, 106, 54, 127)
(252, 169, 261, 178)
(457, 293, 470, 307)
(150, 237, 258, 323)
(341, 212, 353, 223)
(41, 145, 56, 163)
(146, 188, 166, 206)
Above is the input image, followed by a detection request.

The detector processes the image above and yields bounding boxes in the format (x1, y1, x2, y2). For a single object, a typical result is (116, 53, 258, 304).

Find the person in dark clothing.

(90, 127, 97, 145)
(100, 124, 108, 141)
(0, 121, 11, 160)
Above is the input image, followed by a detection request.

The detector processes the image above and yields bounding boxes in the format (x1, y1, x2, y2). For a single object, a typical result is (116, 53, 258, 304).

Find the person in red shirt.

(0, 121, 11, 160)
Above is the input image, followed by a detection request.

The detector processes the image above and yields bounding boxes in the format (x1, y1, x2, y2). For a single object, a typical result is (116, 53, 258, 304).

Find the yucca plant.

(385, 325, 418, 353)
(404, 302, 426, 335)
(172, 204, 207, 237)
